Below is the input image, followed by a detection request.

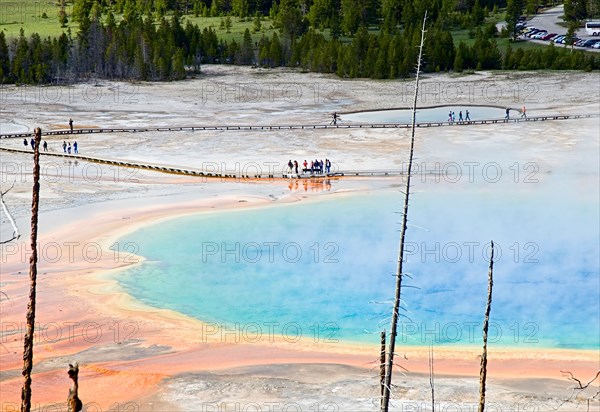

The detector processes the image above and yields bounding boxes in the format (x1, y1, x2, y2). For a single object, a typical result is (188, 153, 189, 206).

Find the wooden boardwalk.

(1, 113, 598, 139)
(2, 112, 597, 179)
(0, 146, 409, 179)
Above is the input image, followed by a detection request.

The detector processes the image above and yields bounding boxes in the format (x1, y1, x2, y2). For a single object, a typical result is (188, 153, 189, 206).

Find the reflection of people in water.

(289, 177, 333, 192)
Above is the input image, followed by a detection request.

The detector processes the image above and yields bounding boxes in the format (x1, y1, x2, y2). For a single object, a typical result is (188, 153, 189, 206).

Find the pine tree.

(454, 43, 464, 72)
(58, 0, 69, 27)
(0, 31, 10, 82)
(341, 0, 361, 35)
(503, 44, 514, 69)
(506, 0, 524, 40)
(268, 32, 282, 66)
(564, 0, 587, 22)
(330, 10, 341, 39)
(171, 49, 186, 79)
(471, 0, 484, 25)
(239, 28, 254, 64)
(72, 0, 93, 22)
(277, 0, 307, 40)
(232, 0, 249, 17)
(252, 12, 262, 33)
(381, 0, 402, 33)
(12, 29, 30, 83)
(308, 0, 331, 29)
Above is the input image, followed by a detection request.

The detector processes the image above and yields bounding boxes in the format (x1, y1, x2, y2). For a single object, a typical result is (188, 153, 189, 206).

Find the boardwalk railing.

(1, 113, 598, 139)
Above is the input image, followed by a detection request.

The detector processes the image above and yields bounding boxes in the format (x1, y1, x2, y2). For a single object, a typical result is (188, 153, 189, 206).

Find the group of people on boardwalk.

(63, 140, 78, 154)
(504, 106, 527, 121)
(23, 137, 79, 154)
(448, 110, 471, 123)
(23, 137, 48, 152)
(21, 117, 80, 154)
(23, 138, 48, 152)
(287, 159, 332, 175)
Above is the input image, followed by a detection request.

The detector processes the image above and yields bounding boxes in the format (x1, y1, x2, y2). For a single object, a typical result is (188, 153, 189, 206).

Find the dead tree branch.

(381, 12, 427, 412)
(558, 370, 600, 411)
(380, 330, 386, 409)
(429, 343, 435, 412)
(67, 363, 83, 412)
(0, 181, 20, 244)
(478, 241, 495, 412)
(20, 127, 42, 412)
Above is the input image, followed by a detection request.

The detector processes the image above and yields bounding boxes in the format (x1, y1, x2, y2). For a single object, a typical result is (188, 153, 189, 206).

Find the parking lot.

(518, 5, 600, 52)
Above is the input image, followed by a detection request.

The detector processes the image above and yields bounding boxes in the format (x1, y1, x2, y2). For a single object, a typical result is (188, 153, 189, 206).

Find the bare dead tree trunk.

(67, 363, 83, 412)
(429, 344, 435, 412)
(381, 12, 427, 412)
(21, 127, 42, 412)
(478, 241, 495, 412)
(1, 182, 20, 244)
(380, 330, 386, 408)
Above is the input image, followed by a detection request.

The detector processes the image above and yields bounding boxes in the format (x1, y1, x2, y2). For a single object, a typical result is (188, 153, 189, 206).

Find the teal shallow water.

(114, 189, 600, 350)
(343, 106, 506, 123)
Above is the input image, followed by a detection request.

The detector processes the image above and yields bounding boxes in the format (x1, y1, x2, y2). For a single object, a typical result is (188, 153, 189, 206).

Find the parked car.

(553, 35, 565, 43)
(592, 41, 600, 49)
(525, 29, 541, 37)
(547, 34, 560, 41)
(583, 39, 598, 47)
(532, 31, 548, 39)
(542, 33, 557, 41)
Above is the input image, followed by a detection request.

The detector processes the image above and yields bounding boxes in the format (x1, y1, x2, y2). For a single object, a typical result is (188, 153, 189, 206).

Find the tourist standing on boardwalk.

(68, 142, 72, 154)
(43, 141, 48, 152)
(459, 111, 463, 123)
(303, 160, 308, 173)
(30, 137, 35, 150)
(23, 138, 28, 148)
(287, 160, 293, 173)
(294, 160, 299, 174)
(63, 141, 67, 153)
(465, 110, 470, 121)
(325, 159, 331, 173)
(73, 141, 78, 154)
(521, 106, 527, 118)
(505, 108, 510, 120)
(69, 118, 73, 133)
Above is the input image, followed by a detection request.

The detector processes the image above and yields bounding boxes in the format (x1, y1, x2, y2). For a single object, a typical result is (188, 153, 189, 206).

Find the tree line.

(1, 0, 600, 84)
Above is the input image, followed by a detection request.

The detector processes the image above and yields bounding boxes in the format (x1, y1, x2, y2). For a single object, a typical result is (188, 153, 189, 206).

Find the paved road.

(527, 5, 570, 37)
